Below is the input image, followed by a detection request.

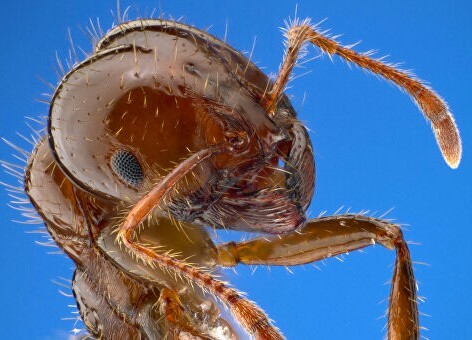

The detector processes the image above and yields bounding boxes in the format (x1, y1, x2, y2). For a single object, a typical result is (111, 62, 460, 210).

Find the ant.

(17, 14, 460, 340)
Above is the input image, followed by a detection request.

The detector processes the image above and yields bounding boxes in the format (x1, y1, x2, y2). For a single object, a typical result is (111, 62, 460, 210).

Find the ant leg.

(158, 288, 210, 339)
(267, 19, 461, 169)
(216, 215, 419, 340)
(117, 147, 283, 340)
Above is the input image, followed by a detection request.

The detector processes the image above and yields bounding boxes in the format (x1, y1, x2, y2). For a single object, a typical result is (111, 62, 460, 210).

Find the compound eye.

(110, 150, 144, 187)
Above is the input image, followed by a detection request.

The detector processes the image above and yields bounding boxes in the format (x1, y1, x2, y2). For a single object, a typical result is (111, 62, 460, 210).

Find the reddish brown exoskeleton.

(22, 17, 461, 339)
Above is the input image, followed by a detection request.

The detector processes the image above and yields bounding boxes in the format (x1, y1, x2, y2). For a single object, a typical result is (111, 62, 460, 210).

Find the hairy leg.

(216, 215, 418, 340)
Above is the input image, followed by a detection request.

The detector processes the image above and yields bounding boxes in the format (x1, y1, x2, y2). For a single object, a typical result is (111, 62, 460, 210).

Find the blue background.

(0, 1, 470, 339)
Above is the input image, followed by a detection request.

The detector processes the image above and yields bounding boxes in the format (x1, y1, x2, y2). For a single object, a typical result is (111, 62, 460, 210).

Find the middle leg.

(216, 214, 419, 340)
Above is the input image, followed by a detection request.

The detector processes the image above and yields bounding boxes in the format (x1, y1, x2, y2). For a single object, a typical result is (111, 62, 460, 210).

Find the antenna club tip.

(433, 115, 462, 170)
(445, 152, 461, 169)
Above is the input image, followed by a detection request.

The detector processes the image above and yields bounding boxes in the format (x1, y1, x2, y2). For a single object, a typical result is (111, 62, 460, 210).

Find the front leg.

(117, 147, 283, 339)
(216, 215, 418, 340)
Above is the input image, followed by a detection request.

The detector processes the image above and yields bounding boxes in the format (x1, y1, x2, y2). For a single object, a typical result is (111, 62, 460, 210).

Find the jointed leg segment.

(159, 288, 209, 339)
(117, 147, 283, 340)
(217, 215, 419, 340)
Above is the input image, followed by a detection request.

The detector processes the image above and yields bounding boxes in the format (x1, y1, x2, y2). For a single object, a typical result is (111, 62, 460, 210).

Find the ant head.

(49, 20, 295, 201)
